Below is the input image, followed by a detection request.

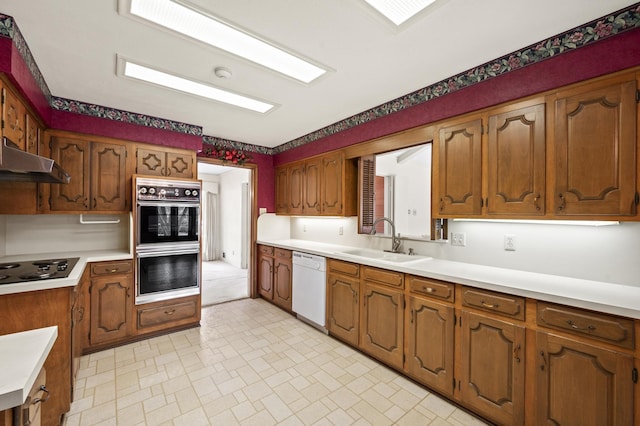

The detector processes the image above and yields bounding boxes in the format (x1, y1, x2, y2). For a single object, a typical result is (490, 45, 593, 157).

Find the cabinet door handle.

(480, 300, 499, 309)
(353, 292, 358, 305)
(32, 385, 50, 404)
(557, 193, 566, 211)
(410, 309, 415, 324)
(513, 344, 521, 363)
(533, 193, 541, 211)
(540, 350, 546, 371)
(566, 320, 596, 331)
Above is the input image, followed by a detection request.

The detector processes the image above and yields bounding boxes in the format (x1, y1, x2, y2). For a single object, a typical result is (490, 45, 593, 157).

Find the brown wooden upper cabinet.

(43, 133, 131, 213)
(553, 75, 637, 217)
(275, 151, 357, 216)
(0, 77, 45, 215)
(433, 98, 546, 219)
(136, 146, 195, 179)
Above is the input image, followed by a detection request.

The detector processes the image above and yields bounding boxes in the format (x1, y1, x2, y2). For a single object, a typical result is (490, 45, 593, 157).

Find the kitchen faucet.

(370, 217, 402, 253)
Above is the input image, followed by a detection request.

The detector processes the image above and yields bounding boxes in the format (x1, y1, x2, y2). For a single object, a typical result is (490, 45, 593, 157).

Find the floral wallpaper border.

(2, 3, 640, 154)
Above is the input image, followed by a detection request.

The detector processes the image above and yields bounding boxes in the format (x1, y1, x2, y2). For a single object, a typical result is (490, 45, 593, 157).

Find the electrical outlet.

(504, 234, 516, 251)
(451, 232, 466, 246)
(338, 226, 343, 235)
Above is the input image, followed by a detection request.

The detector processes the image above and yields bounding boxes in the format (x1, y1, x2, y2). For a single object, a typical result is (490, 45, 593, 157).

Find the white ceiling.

(0, 0, 635, 149)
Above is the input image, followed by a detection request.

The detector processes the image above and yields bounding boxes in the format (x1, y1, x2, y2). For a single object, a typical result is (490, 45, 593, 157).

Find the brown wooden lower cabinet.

(360, 281, 404, 370)
(0, 287, 72, 426)
(536, 331, 634, 425)
(321, 262, 639, 425)
(257, 245, 293, 311)
(83, 260, 133, 349)
(327, 271, 360, 346)
(136, 297, 200, 334)
(459, 310, 525, 425)
(273, 250, 292, 311)
(405, 295, 455, 396)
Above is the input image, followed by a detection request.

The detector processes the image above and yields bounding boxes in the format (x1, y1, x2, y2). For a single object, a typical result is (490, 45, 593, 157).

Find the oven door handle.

(136, 247, 200, 257)
(137, 201, 200, 207)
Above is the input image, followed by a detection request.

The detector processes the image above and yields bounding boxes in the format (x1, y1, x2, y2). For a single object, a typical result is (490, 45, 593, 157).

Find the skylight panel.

(122, 0, 328, 83)
(120, 58, 275, 113)
(364, 0, 437, 26)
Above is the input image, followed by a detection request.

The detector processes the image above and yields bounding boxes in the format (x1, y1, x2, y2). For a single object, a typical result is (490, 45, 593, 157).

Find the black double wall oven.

(135, 176, 201, 304)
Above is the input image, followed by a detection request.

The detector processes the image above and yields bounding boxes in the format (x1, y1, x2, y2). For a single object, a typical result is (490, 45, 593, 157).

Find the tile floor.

(201, 261, 249, 306)
(64, 298, 489, 425)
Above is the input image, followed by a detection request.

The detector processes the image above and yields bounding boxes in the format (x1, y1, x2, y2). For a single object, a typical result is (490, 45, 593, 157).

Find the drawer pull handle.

(109, 268, 118, 273)
(422, 286, 435, 293)
(165, 309, 176, 316)
(33, 386, 50, 404)
(481, 300, 499, 309)
(566, 320, 596, 331)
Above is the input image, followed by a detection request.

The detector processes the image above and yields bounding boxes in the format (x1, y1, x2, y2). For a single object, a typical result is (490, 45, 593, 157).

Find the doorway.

(198, 161, 252, 306)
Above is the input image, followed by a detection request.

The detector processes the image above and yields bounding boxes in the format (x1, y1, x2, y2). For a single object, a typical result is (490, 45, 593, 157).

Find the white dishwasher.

(292, 251, 327, 331)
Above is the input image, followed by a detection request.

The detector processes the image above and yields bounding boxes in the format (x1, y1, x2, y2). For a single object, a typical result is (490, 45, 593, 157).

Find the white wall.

(219, 168, 250, 268)
(1, 213, 130, 256)
(376, 146, 431, 238)
(289, 216, 640, 287)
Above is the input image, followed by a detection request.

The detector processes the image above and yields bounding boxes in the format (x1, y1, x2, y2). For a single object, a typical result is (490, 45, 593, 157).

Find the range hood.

(0, 137, 70, 184)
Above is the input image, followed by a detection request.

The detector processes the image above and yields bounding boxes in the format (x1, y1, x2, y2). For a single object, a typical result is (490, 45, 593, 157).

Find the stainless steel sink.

(340, 248, 431, 264)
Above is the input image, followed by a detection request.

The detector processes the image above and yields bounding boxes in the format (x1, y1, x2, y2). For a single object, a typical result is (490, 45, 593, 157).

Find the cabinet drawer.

(258, 245, 274, 256)
(362, 266, 404, 289)
(461, 287, 525, 320)
(91, 260, 132, 276)
(137, 300, 198, 330)
(327, 259, 360, 277)
(275, 248, 291, 259)
(537, 302, 635, 349)
(408, 276, 454, 303)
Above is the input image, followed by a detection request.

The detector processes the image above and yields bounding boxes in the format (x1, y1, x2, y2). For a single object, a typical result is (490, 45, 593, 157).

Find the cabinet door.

(322, 152, 343, 215)
(303, 157, 322, 215)
(273, 257, 292, 311)
(459, 310, 525, 425)
(25, 110, 41, 154)
(487, 103, 545, 215)
(435, 118, 483, 216)
(536, 332, 634, 426)
(90, 274, 131, 345)
(327, 273, 359, 346)
(360, 282, 404, 370)
(406, 296, 454, 396)
(1, 86, 26, 150)
(49, 137, 90, 211)
(136, 147, 166, 177)
(275, 166, 289, 214)
(257, 253, 274, 299)
(91, 142, 128, 211)
(288, 163, 304, 215)
(554, 78, 637, 216)
(166, 150, 193, 178)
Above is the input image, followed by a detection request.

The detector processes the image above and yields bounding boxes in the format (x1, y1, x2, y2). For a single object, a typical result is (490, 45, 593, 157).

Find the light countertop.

(258, 239, 640, 320)
(0, 326, 57, 411)
(0, 249, 132, 296)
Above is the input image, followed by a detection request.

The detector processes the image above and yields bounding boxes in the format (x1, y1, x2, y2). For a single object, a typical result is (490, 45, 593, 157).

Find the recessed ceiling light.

(120, 0, 328, 84)
(118, 57, 275, 113)
(364, 0, 437, 26)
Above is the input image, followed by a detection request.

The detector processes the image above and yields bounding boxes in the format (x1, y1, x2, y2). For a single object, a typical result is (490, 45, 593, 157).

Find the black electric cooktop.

(0, 257, 80, 285)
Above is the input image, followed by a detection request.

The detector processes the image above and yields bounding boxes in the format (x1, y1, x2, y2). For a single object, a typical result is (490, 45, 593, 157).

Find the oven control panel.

(136, 178, 201, 202)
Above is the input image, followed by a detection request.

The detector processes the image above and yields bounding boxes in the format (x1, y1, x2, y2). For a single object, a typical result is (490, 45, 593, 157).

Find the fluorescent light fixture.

(120, 58, 275, 113)
(452, 219, 620, 227)
(123, 0, 328, 83)
(364, 0, 437, 26)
